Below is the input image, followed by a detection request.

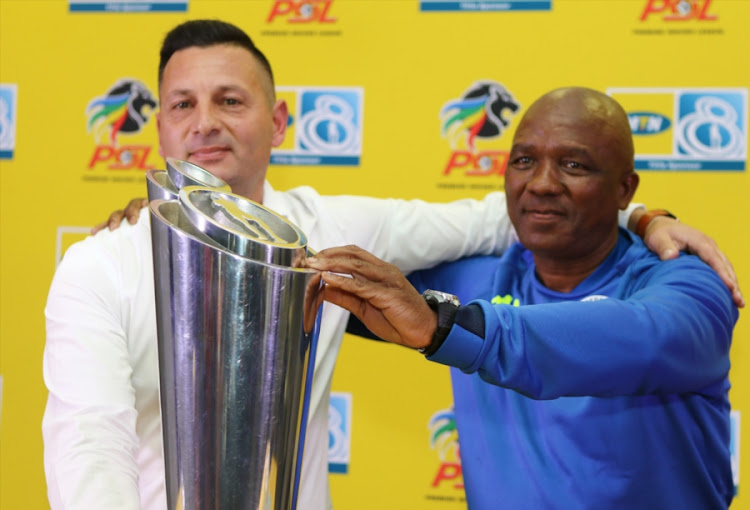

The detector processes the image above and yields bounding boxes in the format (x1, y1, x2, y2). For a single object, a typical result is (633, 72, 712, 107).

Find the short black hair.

(158, 19, 274, 89)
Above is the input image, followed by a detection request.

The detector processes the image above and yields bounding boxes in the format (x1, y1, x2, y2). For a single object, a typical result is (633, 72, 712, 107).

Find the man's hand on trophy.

(303, 245, 437, 350)
(303, 270, 326, 335)
(91, 197, 148, 234)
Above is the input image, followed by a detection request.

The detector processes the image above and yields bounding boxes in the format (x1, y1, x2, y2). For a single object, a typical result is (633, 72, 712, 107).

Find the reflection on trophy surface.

(147, 158, 323, 510)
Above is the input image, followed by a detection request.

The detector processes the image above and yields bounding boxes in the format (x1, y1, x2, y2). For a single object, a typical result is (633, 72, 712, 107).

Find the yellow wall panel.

(1, 0, 746, 508)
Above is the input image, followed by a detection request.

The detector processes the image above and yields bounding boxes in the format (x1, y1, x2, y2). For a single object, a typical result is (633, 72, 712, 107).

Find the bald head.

(519, 87, 635, 177)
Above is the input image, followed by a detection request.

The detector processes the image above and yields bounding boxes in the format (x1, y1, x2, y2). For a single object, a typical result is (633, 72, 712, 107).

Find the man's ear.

(271, 99, 288, 148)
(155, 111, 164, 158)
(618, 171, 640, 210)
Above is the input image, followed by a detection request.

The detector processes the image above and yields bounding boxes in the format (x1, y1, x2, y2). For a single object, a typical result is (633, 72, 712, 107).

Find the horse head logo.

(86, 79, 157, 145)
(441, 81, 520, 150)
(428, 408, 460, 462)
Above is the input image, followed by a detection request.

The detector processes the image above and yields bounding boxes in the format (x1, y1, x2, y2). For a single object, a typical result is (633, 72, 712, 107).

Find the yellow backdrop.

(1, 0, 747, 508)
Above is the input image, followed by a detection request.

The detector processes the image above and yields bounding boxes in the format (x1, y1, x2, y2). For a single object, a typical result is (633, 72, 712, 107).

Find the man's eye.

(174, 101, 190, 109)
(562, 160, 590, 175)
(511, 156, 532, 167)
(224, 98, 239, 105)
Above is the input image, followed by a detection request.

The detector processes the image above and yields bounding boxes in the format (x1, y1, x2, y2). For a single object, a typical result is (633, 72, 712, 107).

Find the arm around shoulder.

(320, 191, 515, 273)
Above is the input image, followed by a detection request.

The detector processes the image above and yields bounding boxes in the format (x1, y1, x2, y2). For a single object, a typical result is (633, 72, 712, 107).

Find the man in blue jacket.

(306, 86, 739, 509)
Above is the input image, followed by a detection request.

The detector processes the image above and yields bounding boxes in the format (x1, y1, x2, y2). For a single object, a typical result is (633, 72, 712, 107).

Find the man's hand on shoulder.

(632, 209, 743, 308)
(91, 198, 148, 235)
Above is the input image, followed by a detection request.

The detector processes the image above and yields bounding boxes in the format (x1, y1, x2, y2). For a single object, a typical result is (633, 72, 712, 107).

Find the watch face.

(423, 289, 460, 307)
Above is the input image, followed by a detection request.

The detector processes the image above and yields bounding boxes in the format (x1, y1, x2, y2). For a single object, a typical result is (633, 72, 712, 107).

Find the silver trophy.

(147, 158, 323, 510)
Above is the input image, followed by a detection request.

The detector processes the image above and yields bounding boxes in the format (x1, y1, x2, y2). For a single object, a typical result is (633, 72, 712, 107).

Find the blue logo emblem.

(328, 392, 352, 474)
(608, 87, 747, 171)
(677, 92, 745, 159)
(0, 84, 17, 160)
(273, 86, 363, 166)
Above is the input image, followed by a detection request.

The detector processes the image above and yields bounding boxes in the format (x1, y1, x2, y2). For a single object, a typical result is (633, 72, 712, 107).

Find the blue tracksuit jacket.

(409, 229, 737, 509)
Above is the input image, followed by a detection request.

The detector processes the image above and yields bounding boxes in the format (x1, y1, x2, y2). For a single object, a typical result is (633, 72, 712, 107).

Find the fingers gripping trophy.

(146, 158, 323, 510)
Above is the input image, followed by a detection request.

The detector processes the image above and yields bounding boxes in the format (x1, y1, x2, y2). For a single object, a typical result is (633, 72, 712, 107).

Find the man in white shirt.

(42, 19, 743, 510)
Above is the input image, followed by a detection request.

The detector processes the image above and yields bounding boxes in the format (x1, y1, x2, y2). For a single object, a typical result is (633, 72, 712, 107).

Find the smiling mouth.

(525, 209, 564, 218)
(189, 147, 230, 162)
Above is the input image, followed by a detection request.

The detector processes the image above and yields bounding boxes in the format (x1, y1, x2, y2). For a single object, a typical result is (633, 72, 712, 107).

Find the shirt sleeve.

(42, 233, 143, 509)
(320, 191, 515, 273)
(620, 202, 644, 230)
(430, 256, 737, 400)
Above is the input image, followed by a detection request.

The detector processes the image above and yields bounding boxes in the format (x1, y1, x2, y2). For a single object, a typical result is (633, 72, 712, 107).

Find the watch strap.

(419, 290, 460, 356)
(635, 209, 677, 238)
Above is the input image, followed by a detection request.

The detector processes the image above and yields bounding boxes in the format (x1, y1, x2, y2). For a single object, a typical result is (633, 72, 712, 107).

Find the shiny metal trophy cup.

(147, 158, 323, 510)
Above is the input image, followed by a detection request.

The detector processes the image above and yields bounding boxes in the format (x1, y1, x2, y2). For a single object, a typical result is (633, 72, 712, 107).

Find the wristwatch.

(419, 289, 460, 356)
(635, 209, 677, 238)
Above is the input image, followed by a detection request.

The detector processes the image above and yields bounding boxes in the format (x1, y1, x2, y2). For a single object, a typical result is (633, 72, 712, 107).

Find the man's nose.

(193, 103, 220, 136)
(527, 161, 564, 195)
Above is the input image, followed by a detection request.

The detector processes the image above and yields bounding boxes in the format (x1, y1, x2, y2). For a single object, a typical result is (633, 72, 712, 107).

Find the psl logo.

(267, 0, 337, 23)
(640, 0, 717, 21)
(428, 408, 464, 489)
(86, 79, 157, 170)
(440, 81, 520, 177)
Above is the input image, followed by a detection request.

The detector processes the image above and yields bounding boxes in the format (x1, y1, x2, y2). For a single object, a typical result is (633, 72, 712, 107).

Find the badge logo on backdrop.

(328, 392, 352, 474)
(439, 81, 521, 188)
(425, 408, 466, 502)
(419, 0, 552, 12)
(263, 0, 341, 37)
(634, 0, 722, 36)
(607, 87, 747, 171)
(272, 87, 363, 166)
(267, 0, 336, 23)
(0, 83, 17, 160)
(640, 0, 716, 21)
(730, 410, 740, 494)
(68, 0, 187, 12)
(85, 79, 160, 177)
